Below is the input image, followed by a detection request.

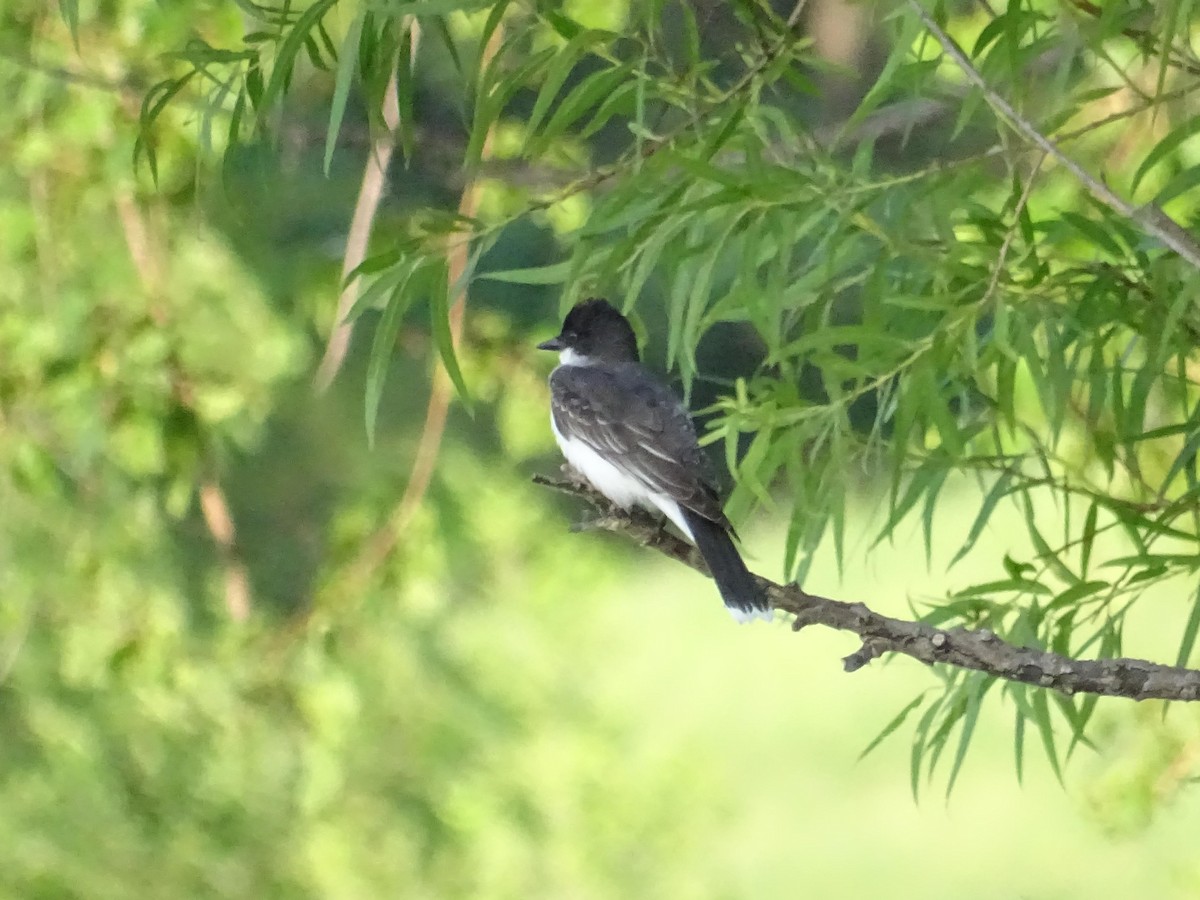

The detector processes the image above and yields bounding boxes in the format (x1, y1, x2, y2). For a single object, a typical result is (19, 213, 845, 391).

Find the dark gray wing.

(549, 362, 727, 524)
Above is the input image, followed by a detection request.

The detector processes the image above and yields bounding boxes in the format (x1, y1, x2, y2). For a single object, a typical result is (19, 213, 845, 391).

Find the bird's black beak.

(537, 335, 565, 351)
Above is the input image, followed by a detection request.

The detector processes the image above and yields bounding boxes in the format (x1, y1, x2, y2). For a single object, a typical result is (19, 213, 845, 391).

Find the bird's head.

(537, 298, 640, 365)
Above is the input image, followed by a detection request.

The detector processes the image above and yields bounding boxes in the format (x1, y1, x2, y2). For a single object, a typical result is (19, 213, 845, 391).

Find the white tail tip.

(728, 605, 774, 624)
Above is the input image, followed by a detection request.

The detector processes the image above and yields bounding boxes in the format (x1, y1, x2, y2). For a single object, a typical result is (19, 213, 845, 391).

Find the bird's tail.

(681, 510, 772, 623)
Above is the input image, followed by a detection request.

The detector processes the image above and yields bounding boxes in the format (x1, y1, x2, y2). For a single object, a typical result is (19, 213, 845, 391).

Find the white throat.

(558, 347, 594, 366)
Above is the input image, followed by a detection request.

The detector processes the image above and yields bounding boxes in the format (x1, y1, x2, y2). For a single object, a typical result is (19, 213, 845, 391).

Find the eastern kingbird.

(538, 298, 771, 623)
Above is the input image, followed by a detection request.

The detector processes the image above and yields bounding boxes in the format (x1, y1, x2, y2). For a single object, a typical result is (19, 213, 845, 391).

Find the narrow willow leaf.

(845, 9, 922, 132)
(578, 78, 637, 140)
(911, 692, 949, 802)
(658, 150, 747, 190)
(953, 577, 1052, 598)
(951, 472, 1014, 566)
(428, 14, 463, 76)
(59, 0, 80, 48)
(467, 46, 555, 167)
(1080, 501, 1098, 577)
(1049, 580, 1108, 609)
(624, 214, 685, 313)
(1059, 211, 1126, 259)
(324, 10, 364, 174)
(925, 687, 967, 781)
(365, 262, 420, 445)
(1068, 692, 1099, 760)
(429, 263, 472, 410)
(395, 21, 417, 164)
(542, 7, 583, 39)
(523, 29, 612, 150)
(1158, 419, 1200, 498)
(345, 262, 414, 324)
(829, 468, 847, 574)
(1154, 164, 1200, 207)
(402, 0, 495, 15)
(876, 465, 941, 548)
(1029, 687, 1063, 784)
(530, 62, 632, 154)
(859, 692, 929, 760)
(477, 262, 570, 285)
(946, 675, 992, 797)
(134, 73, 198, 181)
(1131, 112, 1200, 194)
(680, 0, 701, 69)
(468, 0, 512, 94)
(1178, 587, 1200, 668)
(1056, 692, 1098, 761)
(1023, 503, 1079, 586)
(921, 466, 949, 566)
(262, 0, 339, 117)
(225, 87, 247, 153)
(1014, 702, 1026, 785)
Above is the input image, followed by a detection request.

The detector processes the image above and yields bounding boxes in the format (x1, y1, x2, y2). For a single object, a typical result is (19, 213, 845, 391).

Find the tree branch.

(908, 1, 1200, 273)
(533, 474, 1200, 702)
(313, 25, 410, 393)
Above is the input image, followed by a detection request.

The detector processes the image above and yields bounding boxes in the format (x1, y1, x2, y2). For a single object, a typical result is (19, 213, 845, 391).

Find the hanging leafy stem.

(132, 0, 1200, 794)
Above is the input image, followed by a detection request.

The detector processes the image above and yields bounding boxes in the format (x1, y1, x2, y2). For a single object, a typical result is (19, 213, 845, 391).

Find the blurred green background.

(2, 1, 1199, 897)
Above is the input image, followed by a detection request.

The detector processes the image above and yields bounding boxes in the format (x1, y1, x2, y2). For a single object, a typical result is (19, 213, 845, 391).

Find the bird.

(537, 298, 771, 623)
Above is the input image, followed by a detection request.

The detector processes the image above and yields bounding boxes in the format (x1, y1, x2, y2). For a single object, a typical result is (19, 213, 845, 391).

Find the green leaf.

(1048, 580, 1108, 609)
(346, 262, 416, 324)
(876, 464, 941, 547)
(469, 0, 512, 93)
(261, 0, 339, 118)
(1157, 410, 1200, 497)
(324, 10, 364, 175)
(950, 472, 1014, 566)
(428, 14, 464, 76)
(1013, 701, 1027, 784)
(1059, 211, 1127, 259)
(946, 675, 991, 797)
(400, 0, 496, 15)
(1131, 113, 1200, 195)
(1080, 501, 1098, 577)
(1178, 585, 1200, 668)
(1154, 164, 1200, 207)
(467, 46, 555, 168)
(365, 261, 420, 445)
(134, 72, 198, 182)
(1029, 687, 1063, 785)
(859, 692, 929, 760)
(1022, 493, 1079, 585)
(578, 79, 637, 139)
(429, 263, 472, 410)
(477, 262, 570, 285)
(395, 21, 418, 163)
(530, 62, 634, 155)
(59, 0, 79, 48)
(523, 29, 614, 152)
(921, 466, 949, 566)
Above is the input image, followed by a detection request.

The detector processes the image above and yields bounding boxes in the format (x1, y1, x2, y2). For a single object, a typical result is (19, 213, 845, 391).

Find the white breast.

(550, 412, 694, 541)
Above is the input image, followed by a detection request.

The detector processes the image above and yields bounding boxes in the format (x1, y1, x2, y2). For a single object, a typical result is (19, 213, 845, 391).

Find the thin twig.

(114, 190, 252, 621)
(908, 1, 1200, 272)
(1063, 0, 1200, 76)
(979, 149, 1048, 309)
(535, 474, 1200, 701)
(330, 25, 505, 598)
(314, 24, 412, 391)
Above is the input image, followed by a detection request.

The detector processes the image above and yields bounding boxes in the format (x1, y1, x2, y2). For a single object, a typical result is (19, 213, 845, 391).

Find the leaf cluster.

(133, 0, 1200, 793)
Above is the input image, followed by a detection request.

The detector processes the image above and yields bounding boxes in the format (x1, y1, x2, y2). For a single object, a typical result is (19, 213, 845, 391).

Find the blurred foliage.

(0, 2, 725, 896)
(5, 0, 1200, 893)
